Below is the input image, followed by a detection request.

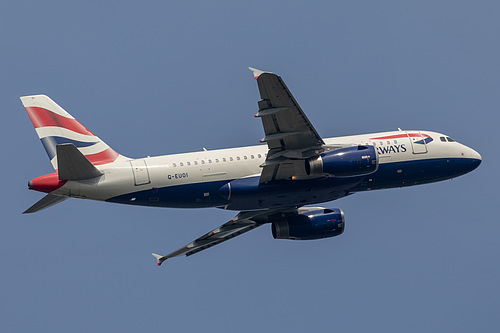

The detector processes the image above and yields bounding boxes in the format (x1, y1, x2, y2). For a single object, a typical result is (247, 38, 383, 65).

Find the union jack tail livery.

(20, 95, 127, 169)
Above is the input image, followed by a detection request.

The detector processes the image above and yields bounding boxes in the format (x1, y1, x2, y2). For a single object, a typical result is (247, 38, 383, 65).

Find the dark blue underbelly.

(106, 158, 479, 210)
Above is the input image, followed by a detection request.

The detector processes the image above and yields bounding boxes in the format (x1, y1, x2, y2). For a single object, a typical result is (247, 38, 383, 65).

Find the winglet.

(248, 67, 271, 79)
(152, 253, 165, 266)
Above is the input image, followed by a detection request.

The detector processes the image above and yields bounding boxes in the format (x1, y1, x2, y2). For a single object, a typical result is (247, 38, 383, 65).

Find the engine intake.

(272, 208, 345, 240)
(306, 145, 378, 177)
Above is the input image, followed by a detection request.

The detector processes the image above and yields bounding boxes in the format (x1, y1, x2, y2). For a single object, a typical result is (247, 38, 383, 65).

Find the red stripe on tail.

(25, 107, 95, 136)
(85, 148, 119, 165)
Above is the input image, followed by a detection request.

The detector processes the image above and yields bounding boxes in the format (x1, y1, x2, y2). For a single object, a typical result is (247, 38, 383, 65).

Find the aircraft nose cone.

(471, 148, 482, 162)
(468, 148, 482, 172)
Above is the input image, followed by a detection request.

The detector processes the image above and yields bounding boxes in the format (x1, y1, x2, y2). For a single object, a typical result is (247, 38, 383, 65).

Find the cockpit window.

(440, 137, 446, 142)
(446, 137, 455, 142)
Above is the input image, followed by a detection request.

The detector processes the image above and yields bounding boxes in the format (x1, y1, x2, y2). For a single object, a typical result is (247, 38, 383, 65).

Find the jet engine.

(271, 208, 345, 240)
(306, 145, 378, 177)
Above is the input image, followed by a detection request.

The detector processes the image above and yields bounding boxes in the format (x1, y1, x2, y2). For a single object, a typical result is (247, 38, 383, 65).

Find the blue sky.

(1, 1, 498, 332)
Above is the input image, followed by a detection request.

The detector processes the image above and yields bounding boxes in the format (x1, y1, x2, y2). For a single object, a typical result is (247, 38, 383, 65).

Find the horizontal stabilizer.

(57, 143, 103, 180)
(23, 193, 68, 214)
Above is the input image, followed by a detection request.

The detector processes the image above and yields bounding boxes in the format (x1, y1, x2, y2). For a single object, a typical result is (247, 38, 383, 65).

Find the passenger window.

(215, 159, 219, 163)
(194, 161, 198, 165)
(244, 156, 248, 160)
(173, 163, 177, 167)
(222, 158, 226, 162)
(258, 154, 262, 158)
(394, 140, 397, 144)
(201, 160, 205, 164)
(187, 162, 191, 166)
(230, 157, 234, 162)
(180, 162, 184, 167)
(251, 155, 255, 159)
(387, 141, 390, 145)
(237, 156, 240, 161)
(440, 137, 446, 142)
(208, 159, 212, 163)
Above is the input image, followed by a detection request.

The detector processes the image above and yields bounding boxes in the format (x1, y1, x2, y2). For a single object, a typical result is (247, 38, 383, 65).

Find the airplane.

(21, 67, 482, 266)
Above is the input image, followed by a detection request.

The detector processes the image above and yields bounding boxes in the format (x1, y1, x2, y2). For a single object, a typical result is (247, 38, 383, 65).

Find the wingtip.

(248, 67, 271, 79)
(151, 253, 165, 266)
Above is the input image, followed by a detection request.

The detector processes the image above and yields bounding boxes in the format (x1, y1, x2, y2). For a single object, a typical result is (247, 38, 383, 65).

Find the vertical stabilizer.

(20, 95, 128, 170)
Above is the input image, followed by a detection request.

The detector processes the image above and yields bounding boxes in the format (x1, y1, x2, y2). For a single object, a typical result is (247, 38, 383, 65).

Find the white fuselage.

(45, 130, 480, 211)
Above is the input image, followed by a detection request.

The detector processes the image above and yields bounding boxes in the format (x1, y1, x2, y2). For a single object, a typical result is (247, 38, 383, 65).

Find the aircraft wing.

(152, 207, 331, 265)
(152, 209, 282, 265)
(249, 68, 325, 183)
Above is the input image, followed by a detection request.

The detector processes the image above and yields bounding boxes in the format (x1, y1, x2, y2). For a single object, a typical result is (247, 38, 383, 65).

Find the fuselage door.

(407, 131, 428, 154)
(130, 159, 151, 185)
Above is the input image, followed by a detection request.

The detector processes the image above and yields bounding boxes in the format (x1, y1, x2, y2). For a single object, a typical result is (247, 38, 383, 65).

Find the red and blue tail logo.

(21, 95, 125, 169)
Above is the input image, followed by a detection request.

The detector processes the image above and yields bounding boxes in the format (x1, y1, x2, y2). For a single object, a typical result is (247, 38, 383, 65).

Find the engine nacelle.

(272, 208, 345, 240)
(306, 145, 378, 177)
